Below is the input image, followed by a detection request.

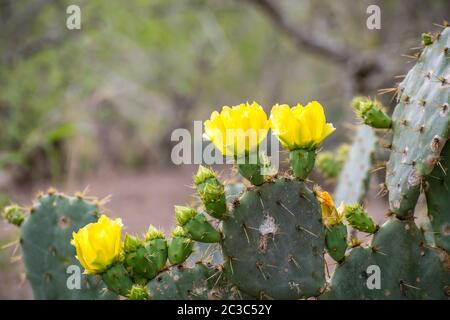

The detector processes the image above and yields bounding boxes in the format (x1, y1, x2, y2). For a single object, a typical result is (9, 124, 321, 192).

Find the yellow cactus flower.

(314, 186, 343, 228)
(71, 215, 123, 274)
(204, 102, 270, 157)
(270, 101, 335, 150)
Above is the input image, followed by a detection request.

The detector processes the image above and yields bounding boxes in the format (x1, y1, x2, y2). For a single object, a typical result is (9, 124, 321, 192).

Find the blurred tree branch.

(246, 0, 354, 65)
(245, 0, 397, 96)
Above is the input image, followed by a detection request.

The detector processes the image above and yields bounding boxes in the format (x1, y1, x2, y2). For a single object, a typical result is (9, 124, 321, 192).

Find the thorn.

(288, 254, 302, 270)
(279, 202, 295, 216)
(256, 261, 269, 280)
(296, 224, 319, 238)
(437, 161, 447, 176)
(241, 224, 251, 244)
(227, 257, 235, 275)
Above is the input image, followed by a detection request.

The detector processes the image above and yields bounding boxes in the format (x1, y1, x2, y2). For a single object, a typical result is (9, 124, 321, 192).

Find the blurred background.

(0, 0, 448, 298)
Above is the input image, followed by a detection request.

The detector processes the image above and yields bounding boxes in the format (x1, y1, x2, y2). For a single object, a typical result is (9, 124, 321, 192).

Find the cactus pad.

(425, 142, 450, 253)
(221, 178, 325, 299)
(386, 27, 450, 218)
(334, 125, 377, 205)
(20, 192, 115, 299)
(147, 263, 249, 300)
(323, 219, 450, 299)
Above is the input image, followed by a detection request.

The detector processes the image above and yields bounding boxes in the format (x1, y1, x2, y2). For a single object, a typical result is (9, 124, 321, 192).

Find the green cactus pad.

(221, 178, 325, 299)
(168, 236, 194, 265)
(334, 125, 377, 206)
(183, 212, 222, 243)
(102, 263, 134, 297)
(124, 246, 158, 282)
(147, 263, 249, 300)
(325, 223, 348, 263)
(386, 27, 450, 218)
(425, 142, 450, 252)
(323, 219, 450, 299)
(19, 192, 116, 299)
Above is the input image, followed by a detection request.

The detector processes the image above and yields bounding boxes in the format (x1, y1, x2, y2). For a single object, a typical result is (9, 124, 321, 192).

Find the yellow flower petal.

(71, 215, 123, 274)
(204, 102, 269, 157)
(270, 101, 335, 150)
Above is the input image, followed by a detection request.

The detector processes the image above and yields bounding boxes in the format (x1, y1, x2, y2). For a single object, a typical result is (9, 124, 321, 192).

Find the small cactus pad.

(323, 219, 450, 299)
(20, 192, 115, 299)
(334, 125, 377, 205)
(221, 178, 325, 299)
(325, 223, 348, 263)
(386, 27, 450, 218)
(147, 263, 249, 300)
(425, 142, 450, 253)
(316, 144, 350, 179)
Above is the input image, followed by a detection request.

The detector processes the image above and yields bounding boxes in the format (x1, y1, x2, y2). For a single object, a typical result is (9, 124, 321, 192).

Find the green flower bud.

(3, 204, 25, 226)
(172, 226, 188, 237)
(351, 97, 392, 129)
(175, 206, 197, 226)
(194, 165, 216, 185)
(145, 225, 165, 241)
(124, 233, 142, 253)
(341, 203, 378, 234)
(422, 33, 433, 46)
(127, 284, 150, 300)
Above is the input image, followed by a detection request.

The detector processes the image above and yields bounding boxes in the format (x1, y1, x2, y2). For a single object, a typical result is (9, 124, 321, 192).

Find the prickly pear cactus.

(9, 25, 450, 301)
(147, 263, 249, 300)
(8, 191, 116, 299)
(425, 142, 450, 253)
(334, 125, 377, 205)
(386, 27, 450, 218)
(221, 178, 325, 299)
(323, 219, 450, 299)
